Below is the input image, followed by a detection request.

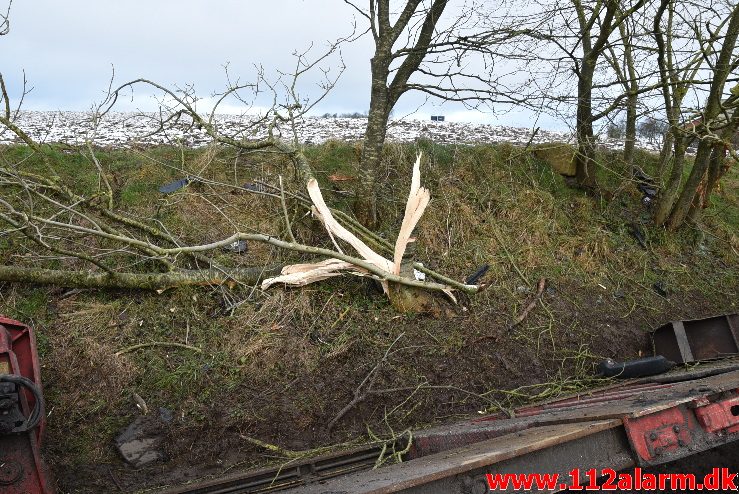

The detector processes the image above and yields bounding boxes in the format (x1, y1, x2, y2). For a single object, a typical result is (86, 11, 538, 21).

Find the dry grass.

(0, 141, 737, 492)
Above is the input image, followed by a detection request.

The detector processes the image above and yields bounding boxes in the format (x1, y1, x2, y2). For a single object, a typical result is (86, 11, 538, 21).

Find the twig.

(107, 467, 124, 492)
(327, 333, 404, 431)
(239, 434, 360, 460)
(59, 288, 85, 300)
(115, 341, 202, 356)
(278, 175, 296, 244)
(509, 126, 541, 160)
(368, 425, 412, 469)
(240, 436, 310, 459)
(509, 278, 547, 330)
(490, 223, 530, 285)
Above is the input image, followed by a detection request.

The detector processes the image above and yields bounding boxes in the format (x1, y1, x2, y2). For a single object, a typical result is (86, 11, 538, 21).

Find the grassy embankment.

(0, 140, 737, 491)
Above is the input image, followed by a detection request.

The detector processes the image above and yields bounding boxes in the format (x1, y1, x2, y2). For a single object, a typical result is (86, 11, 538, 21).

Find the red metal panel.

(694, 394, 739, 433)
(0, 315, 44, 439)
(623, 406, 694, 463)
(0, 316, 52, 494)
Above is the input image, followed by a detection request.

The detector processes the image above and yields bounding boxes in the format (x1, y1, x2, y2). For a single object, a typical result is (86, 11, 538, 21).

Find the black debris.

(465, 264, 490, 285)
(652, 280, 669, 297)
(158, 177, 190, 194)
(224, 239, 248, 254)
(633, 167, 658, 206)
(597, 355, 674, 379)
(629, 223, 647, 249)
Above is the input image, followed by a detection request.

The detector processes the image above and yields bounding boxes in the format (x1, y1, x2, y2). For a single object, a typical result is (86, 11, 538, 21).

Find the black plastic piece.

(629, 223, 647, 249)
(597, 355, 674, 379)
(653, 280, 669, 297)
(465, 264, 489, 285)
(0, 375, 43, 433)
(633, 168, 658, 207)
(159, 177, 190, 194)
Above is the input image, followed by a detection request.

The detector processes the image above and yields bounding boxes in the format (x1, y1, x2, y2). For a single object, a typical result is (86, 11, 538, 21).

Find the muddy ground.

(39, 284, 734, 493)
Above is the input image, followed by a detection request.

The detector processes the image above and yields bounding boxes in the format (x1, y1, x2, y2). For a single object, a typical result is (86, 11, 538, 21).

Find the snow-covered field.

(0, 111, 659, 151)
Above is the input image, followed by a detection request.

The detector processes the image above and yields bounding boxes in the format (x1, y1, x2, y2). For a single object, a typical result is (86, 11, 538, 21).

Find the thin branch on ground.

(327, 333, 405, 431)
(509, 278, 547, 329)
(114, 341, 202, 356)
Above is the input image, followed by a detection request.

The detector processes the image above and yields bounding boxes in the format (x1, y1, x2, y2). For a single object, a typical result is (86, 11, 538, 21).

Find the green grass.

(8, 288, 49, 320)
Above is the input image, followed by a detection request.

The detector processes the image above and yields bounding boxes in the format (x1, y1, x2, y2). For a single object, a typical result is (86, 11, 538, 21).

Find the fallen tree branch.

(509, 278, 547, 329)
(1, 69, 481, 304)
(1, 196, 476, 294)
(265, 154, 480, 301)
(115, 341, 202, 356)
(327, 333, 404, 431)
(192, 173, 473, 292)
(0, 265, 282, 290)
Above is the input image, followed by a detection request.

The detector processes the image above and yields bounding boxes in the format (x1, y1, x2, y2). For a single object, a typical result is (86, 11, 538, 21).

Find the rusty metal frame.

(653, 313, 739, 364)
(157, 360, 739, 494)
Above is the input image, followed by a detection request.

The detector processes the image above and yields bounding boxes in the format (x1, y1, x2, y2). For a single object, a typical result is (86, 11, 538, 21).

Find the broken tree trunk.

(263, 153, 477, 314)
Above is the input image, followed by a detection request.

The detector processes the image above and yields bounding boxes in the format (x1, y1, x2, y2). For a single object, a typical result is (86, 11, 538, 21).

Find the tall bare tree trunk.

(571, 0, 629, 191)
(705, 101, 739, 199)
(352, 0, 450, 227)
(665, 3, 739, 229)
(616, 17, 639, 170)
(701, 144, 725, 208)
(666, 142, 712, 229)
(657, 131, 674, 178)
(575, 57, 598, 190)
(653, 136, 687, 225)
(356, 54, 391, 227)
(623, 90, 637, 169)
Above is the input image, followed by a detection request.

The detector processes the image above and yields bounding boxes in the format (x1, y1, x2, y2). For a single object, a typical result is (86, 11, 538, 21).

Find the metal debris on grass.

(224, 239, 248, 254)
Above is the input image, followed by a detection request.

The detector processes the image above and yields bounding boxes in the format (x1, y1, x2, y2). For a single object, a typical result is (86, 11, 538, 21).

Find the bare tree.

(0, 0, 10, 36)
(343, 0, 495, 226)
(603, 6, 644, 169)
(568, 0, 648, 190)
(478, 0, 737, 227)
(0, 36, 479, 311)
(478, 0, 651, 191)
(651, 0, 739, 229)
(701, 90, 739, 207)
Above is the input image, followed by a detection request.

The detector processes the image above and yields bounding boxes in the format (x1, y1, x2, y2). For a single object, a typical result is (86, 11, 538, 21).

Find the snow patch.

(0, 111, 662, 152)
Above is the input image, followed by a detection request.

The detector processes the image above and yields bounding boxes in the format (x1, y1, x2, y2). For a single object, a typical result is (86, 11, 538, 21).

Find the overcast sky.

(2, 0, 564, 128)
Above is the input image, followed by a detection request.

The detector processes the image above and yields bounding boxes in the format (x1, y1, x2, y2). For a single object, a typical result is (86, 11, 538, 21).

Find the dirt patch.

(34, 276, 737, 493)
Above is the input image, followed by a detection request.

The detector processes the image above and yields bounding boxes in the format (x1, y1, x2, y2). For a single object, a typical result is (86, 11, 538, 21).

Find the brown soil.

(39, 279, 735, 493)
